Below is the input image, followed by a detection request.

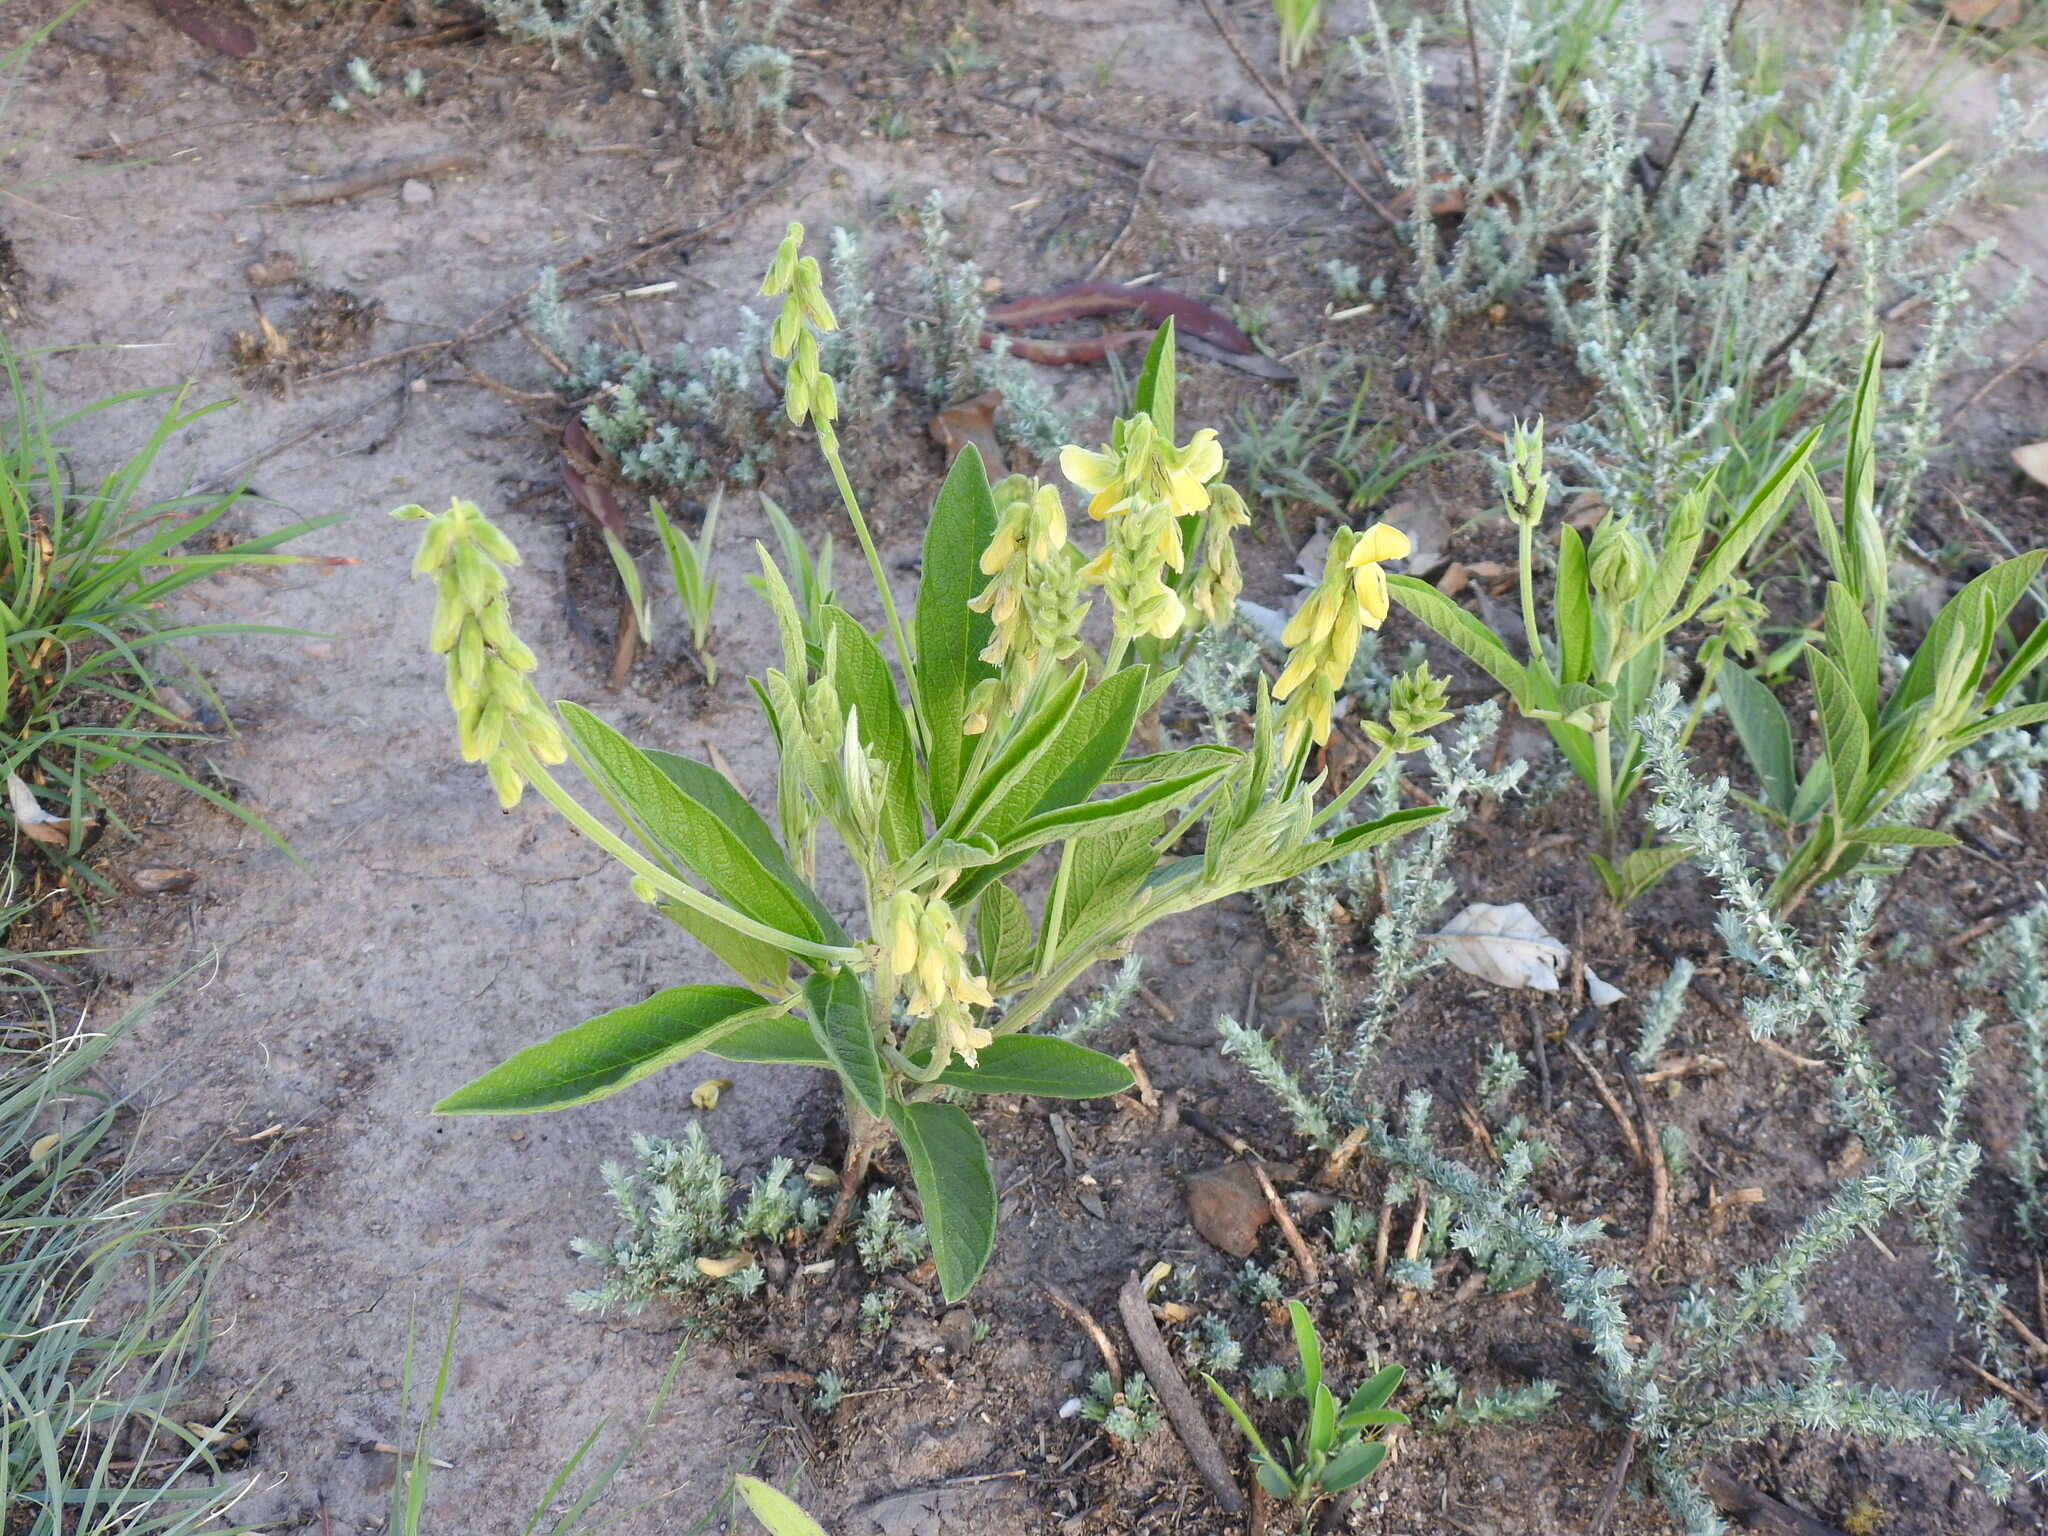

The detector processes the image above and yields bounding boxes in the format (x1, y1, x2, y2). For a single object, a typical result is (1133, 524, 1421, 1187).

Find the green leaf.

(1618, 843, 1690, 901)
(1639, 491, 1705, 631)
(1889, 553, 2048, 723)
(1280, 806, 1449, 881)
(1308, 1382, 1337, 1459)
(1718, 663, 1797, 817)
(1848, 824, 1959, 850)
(1809, 652, 1869, 815)
(1841, 334, 1887, 613)
(1001, 764, 1228, 858)
(824, 606, 924, 858)
(1101, 743, 1242, 784)
(1386, 575, 1531, 704)
(931, 1035, 1136, 1097)
(1555, 526, 1594, 685)
(1052, 817, 1162, 952)
(948, 664, 1086, 834)
(976, 881, 1033, 986)
(888, 1101, 998, 1301)
(915, 447, 999, 817)
(706, 1011, 830, 1067)
(1823, 581, 1878, 724)
(1204, 1375, 1278, 1468)
(1983, 610, 2048, 710)
(732, 1476, 827, 1536)
(1683, 422, 1822, 620)
(1789, 757, 1833, 825)
(1321, 1440, 1388, 1493)
(657, 899, 790, 991)
(1132, 319, 1176, 443)
(1288, 1299, 1324, 1403)
(435, 986, 769, 1114)
(560, 705, 833, 947)
(1344, 1365, 1403, 1416)
(802, 966, 886, 1121)
(643, 749, 844, 941)
(1947, 701, 2048, 750)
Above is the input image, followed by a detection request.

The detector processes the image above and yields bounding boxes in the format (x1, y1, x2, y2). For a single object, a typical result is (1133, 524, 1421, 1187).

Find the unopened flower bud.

(1503, 419, 1549, 527)
(1589, 516, 1651, 603)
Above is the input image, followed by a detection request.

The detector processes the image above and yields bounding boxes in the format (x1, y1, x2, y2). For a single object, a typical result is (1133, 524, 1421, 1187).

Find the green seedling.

(1206, 1301, 1405, 1523)
(650, 492, 719, 685)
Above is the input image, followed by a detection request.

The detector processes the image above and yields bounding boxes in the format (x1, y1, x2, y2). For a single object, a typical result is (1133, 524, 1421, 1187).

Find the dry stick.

(1086, 147, 1158, 282)
(262, 149, 481, 208)
(1117, 1273, 1245, 1514)
(1955, 1354, 2047, 1419)
(1758, 259, 1839, 373)
(1995, 1296, 2048, 1360)
(1945, 333, 2048, 432)
(300, 157, 811, 388)
(1372, 1201, 1393, 1283)
(1621, 1056, 1671, 1252)
(1587, 1430, 1638, 1536)
(1563, 1040, 1645, 1165)
(1044, 1285, 1122, 1388)
(1193, 0, 1400, 230)
(1531, 1004, 1553, 1114)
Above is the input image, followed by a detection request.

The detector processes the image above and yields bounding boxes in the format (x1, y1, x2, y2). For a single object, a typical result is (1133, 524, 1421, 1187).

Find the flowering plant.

(397, 227, 1451, 1299)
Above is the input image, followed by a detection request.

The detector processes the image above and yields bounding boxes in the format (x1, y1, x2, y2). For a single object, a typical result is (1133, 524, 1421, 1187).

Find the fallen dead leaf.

(1185, 1161, 1297, 1257)
(1948, 0, 2022, 28)
(29, 1133, 58, 1166)
(126, 867, 199, 895)
(1427, 902, 1570, 992)
(7, 773, 70, 847)
(928, 391, 1008, 476)
(2012, 441, 2048, 487)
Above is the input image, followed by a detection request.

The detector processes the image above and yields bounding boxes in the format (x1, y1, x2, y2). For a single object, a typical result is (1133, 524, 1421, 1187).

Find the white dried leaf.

(1427, 902, 1568, 992)
(1585, 967, 1626, 1007)
(1235, 599, 1287, 647)
(2013, 441, 2048, 487)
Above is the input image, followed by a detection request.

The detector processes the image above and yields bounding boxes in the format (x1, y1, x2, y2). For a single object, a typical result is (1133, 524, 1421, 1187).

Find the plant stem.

(1592, 723, 1619, 859)
(818, 429, 923, 744)
(1311, 744, 1397, 831)
(1517, 516, 1544, 673)
(516, 747, 859, 964)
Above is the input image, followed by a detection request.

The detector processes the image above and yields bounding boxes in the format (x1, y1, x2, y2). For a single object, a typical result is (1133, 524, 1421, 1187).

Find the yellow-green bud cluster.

(1502, 418, 1549, 527)
(1364, 663, 1455, 755)
(1588, 515, 1651, 603)
(882, 889, 995, 1067)
(962, 477, 1090, 734)
(1188, 483, 1250, 629)
(760, 223, 839, 435)
(396, 499, 565, 809)
(1701, 579, 1767, 662)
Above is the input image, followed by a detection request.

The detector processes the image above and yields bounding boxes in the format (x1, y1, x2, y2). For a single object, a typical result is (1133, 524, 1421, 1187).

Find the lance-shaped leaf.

(1556, 526, 1594, 685)
(1132, 318, 1177, 441)
(1718, 663, 1797, 818)
(887, 1100, 997, 1301)
(1809, 652, 1869, 815)
(927, 1035, 1134, 1097)
(998, 763, 1229, 859)
(435, 985, 770, 1114)
(560, 705, 838, 948)
(824, 606, 923, 858)
(976, 881, 1033, 987)
(916, 446, 998, 817)
(802, 965, 886, 1121)
(706, 1011, 831, 1067)
(1386, 575, 1532, 703)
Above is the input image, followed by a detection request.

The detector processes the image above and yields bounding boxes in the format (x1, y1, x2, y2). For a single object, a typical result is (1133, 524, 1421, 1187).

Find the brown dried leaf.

(928, 391, 1008, 476)
(985, 281, 1254, 353)
(128, 867, 199, 895)
(1185, 1163, 1270, 1257)
(1948, 0, 2022, 28)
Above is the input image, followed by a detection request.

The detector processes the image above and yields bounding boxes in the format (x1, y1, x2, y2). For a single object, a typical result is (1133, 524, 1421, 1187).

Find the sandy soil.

(8, 1, 2048, 1533)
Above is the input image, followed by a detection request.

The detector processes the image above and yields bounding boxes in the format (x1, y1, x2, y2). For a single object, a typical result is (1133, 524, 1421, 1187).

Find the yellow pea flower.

(1274, 521, 1410, 759)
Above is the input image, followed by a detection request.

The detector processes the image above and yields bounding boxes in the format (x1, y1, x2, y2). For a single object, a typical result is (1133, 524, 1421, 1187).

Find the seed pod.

(467, 514, 522, 568)
(455, 623, 486, 693)
(428, 582, 465, 653)
(413, 514, 459, 578)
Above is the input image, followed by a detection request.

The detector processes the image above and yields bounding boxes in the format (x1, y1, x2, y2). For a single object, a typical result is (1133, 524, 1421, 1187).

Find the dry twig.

(1117, 1273, 1245, 1514)
(1044, 1285, 1122, 1388)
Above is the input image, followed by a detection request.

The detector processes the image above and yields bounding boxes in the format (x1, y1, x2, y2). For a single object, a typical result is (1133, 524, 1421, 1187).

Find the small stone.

(377, 1374, 398, 1391)
(990, 159, 1029, 188)
(400, 178, 433, 206)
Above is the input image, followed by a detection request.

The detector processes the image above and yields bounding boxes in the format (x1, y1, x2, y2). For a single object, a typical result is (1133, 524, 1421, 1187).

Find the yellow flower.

(1274, 521, 1410, 758)
(1058, 416, 1223, 522)
(1343, 521, 1410, 627)
(885, 891, 996, 1065)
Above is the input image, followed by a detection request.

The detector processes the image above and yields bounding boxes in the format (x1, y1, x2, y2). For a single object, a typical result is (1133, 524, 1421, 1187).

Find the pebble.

(400, 178, 433, 206)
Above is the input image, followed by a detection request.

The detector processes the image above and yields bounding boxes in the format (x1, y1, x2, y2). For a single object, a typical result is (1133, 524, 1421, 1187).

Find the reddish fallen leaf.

(1180, 333, 1295, 382)
(146, 0, 258, 56)
(986, 281, 1255, 354)
(986, 329, 1154, 366)
(928, 391, 1009, 475)
(562, 420, 628, 543)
